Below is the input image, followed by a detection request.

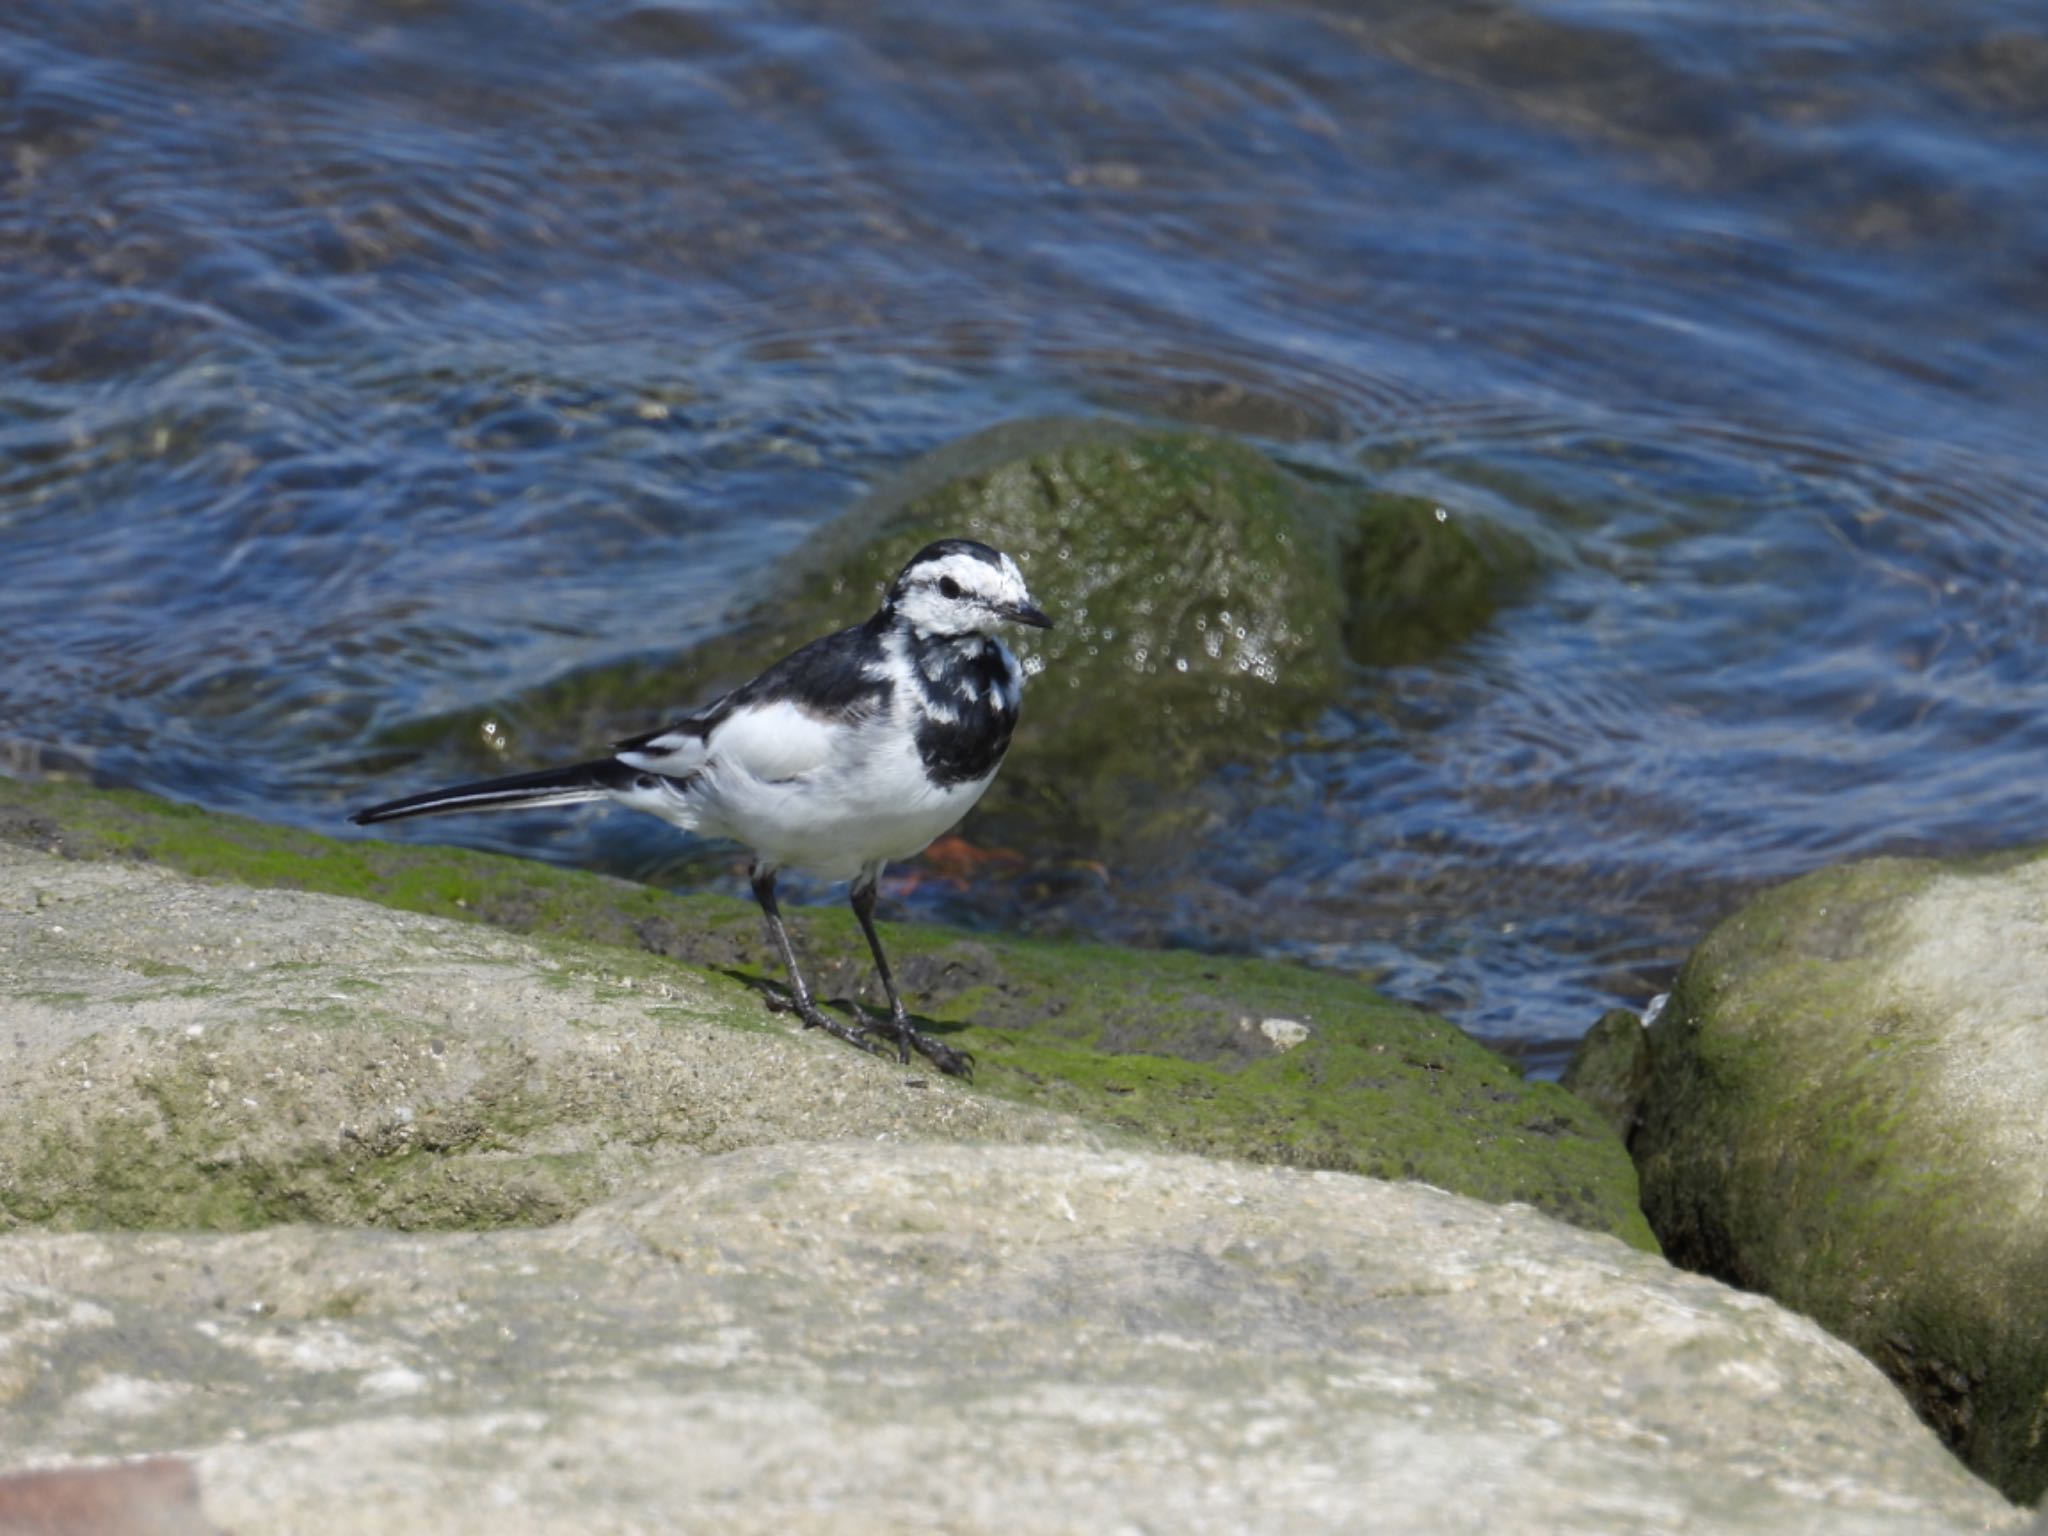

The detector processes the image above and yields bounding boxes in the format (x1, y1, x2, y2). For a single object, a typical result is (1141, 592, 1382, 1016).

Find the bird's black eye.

(938, 576, 961, 599)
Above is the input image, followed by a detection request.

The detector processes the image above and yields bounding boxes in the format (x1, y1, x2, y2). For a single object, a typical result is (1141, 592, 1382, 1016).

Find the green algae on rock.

(0, 836, 1086, 1233)
(367, 420, 1535, 855)
(1635, 849, 2048, 1504)
(1338, 490, 1539, 667)
(0, 775, 1651, 1250)
(1561, 1006, 1653, 1141)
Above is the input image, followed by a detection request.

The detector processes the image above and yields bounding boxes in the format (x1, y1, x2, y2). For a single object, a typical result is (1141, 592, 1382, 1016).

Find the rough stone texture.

(0, 840, 1092, 1231)
(0, 1143, 2021, 1535)
(1635, 850, 2048, 1504)
(0, 797, 2027, 1531)
(0, 777, 1656, 1248)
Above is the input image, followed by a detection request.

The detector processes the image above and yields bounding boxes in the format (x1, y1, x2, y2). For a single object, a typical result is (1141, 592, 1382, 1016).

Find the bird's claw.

(916, 1037, 975, 1080)
(849, 999, 974, 1080)
(768, 988, 969, 1078)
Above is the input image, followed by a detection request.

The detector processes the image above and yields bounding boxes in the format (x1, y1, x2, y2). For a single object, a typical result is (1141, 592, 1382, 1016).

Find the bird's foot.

(850, 1000, 974, 1080)
(767, 990, 889, 1060)
(914, 1032, 976, 1079)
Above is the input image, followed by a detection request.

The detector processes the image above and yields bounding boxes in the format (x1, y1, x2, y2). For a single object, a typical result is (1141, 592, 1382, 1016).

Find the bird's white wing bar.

(689, 697, 841, 783)
(615, 728, 713, 777)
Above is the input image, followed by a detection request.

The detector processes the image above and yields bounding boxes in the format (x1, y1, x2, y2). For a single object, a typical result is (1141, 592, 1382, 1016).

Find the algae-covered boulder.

(378, 420, 1534, 852)
(1561, 1006, 1652, 1140)
(1635, 849, 2048, 1503)
(0, 776, 1651, 1248)
(1339, 492, 1535, 666)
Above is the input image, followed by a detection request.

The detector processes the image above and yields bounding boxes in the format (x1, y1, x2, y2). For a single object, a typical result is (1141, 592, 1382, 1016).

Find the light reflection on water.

(5, 0, 2048, 1072)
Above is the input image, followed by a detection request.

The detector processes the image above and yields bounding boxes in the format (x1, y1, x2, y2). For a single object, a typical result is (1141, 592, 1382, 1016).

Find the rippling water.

(7, 0, 2048, 1070)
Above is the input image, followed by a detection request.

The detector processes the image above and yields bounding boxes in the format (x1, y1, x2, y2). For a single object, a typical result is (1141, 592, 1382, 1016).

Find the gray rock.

(0, 778, 1657, 1248)
(1635, 851, 2048, 1504)
(0, 841, 1094, 1231)
(0, 839, 2023, 1531)
(0, 1143, 2020, 1534)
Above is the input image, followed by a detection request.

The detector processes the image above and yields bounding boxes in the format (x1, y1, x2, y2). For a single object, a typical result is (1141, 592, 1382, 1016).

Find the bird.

(350, 538, 1052, 1078)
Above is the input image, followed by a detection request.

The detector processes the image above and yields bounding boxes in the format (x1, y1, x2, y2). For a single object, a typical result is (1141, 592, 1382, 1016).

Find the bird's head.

(883, 539, 1053, 639)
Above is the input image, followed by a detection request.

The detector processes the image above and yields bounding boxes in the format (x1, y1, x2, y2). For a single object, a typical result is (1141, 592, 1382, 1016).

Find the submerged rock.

(0, 776, 1649, 1248)
(376, 419, 1534, 855)
(1635, 850, 2048, 1504)
(0, 1144, 2019, 1534)
(1339, 489, 1537, 667)
(796, 420, 1348, 852)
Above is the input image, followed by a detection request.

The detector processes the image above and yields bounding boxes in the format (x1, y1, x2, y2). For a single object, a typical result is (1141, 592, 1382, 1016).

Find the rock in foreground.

(0, 839, 1086, 1231)
(0, 1142, 2021, 1535)
(0, 777, 1652, 1246)
(0, 785, 2024, 1531)
(1635, 850, 2048, 1505)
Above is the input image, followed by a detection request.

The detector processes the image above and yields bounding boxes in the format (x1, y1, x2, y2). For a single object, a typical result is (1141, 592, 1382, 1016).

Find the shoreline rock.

(0, 777, 2028, 1529)
(1635, 849, 2048, 1505)
(0, 838, 1090, 1231)
(0, 1143, 2023, 1534)
(0, 774, 1652, 1247)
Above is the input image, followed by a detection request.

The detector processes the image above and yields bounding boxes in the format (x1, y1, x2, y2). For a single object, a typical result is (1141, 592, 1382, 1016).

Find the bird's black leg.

(849, 871, 974, 1079)
(750, 861, 885, 1061)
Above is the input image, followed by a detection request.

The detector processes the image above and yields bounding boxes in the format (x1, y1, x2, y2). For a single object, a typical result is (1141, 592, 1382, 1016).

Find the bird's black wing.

(611, 619, 894, 768)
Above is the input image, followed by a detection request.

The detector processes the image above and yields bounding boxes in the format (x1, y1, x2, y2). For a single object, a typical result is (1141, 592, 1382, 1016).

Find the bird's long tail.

(350, 758, 641, 826)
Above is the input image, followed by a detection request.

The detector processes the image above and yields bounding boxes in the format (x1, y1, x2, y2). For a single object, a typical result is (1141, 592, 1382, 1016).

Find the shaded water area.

(6, 0, 2048, 1071)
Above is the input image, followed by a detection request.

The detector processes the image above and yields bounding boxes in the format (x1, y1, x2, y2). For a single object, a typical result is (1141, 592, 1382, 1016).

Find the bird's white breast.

(667, 685, 992, 880)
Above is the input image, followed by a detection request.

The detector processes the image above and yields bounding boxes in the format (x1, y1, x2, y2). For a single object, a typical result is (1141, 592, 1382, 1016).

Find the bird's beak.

(1002, 600, 1054, 630)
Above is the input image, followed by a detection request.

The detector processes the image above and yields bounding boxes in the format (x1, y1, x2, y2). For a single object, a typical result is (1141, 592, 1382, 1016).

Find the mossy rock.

(1340, 493, 1536, 667)
(0, 836, 1068, 1233)
(0, 775, 1652, 1250)
(372, 419, 1535, 854)
(1635, 849, 2048, 1502)
(1561, 1007, 1652, 1141)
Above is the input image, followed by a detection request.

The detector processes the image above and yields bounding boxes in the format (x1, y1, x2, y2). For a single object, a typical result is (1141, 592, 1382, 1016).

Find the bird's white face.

(888, 543, 1052, 639)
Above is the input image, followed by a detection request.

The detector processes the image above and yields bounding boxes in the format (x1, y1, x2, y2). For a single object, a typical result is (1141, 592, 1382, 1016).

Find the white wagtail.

(351, 538, 1052, 1078)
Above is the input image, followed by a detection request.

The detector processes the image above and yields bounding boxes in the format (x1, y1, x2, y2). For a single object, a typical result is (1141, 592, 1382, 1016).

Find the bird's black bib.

(912, 638, 1019, 787)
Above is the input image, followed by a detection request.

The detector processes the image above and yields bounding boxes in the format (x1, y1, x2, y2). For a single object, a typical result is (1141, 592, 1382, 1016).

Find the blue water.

(6, 0, 2048, 1070)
